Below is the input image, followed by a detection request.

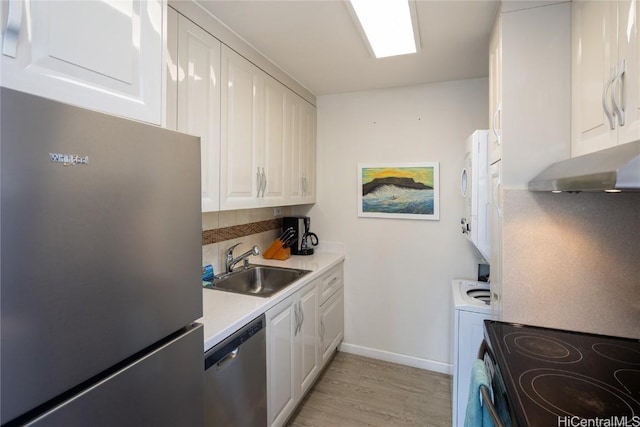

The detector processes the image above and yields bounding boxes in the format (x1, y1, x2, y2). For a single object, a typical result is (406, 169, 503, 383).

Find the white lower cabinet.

(320, 288, 344, 366)
(266, 280, 319, 427)
(266, 292, 297, 427)
(317, 264, 344, 365)
(266, 262, 344, 427)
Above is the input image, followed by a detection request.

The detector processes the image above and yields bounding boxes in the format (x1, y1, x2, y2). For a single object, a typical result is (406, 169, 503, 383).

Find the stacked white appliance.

(460, 130, 490, 260)
(452, 130, 493, 426)
(451, 279, 492, 427)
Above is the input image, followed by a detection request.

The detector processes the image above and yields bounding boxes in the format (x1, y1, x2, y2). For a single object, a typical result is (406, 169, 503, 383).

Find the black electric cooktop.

(484, 321, 640, 427)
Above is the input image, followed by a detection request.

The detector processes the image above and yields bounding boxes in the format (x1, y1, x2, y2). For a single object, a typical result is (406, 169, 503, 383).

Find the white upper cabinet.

(300, 101, 317, 204)
(169, 11, 221, 212)
(572, 0, 640, 156)
(166, 5, 316, 211)
(1, 0, 164, 125)
(617, 0, 640, 145)
(491, 3, 570, 187)
(221, 45, 314, 210)
(220, 45, 266, 210)
(488, 13, 502, 165)
(287, 94, 317, 204)
(262, 75, 287, 206)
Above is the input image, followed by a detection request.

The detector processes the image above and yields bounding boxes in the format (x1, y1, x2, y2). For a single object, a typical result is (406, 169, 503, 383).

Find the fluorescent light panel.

(350, 0, 417, 58)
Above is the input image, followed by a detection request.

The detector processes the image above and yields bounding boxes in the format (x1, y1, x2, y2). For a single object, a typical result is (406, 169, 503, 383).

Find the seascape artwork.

(357, 163, 440, 220)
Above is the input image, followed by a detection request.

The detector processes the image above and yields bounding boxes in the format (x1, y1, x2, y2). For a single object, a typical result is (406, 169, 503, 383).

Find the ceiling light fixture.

(349, 0, 417, 59)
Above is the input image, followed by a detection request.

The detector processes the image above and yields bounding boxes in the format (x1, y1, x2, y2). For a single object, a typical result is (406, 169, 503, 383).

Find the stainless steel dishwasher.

(204, 314, 267, 426)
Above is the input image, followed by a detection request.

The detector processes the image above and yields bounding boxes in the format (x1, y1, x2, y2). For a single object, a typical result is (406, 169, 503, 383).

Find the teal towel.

(464, 359, 496, 427)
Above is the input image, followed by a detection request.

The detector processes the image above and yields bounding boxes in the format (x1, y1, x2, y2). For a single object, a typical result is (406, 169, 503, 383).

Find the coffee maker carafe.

(282, 216, 318, 255)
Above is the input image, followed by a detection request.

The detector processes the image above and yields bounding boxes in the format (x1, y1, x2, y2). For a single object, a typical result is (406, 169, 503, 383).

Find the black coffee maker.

(282, 216, 318, 255)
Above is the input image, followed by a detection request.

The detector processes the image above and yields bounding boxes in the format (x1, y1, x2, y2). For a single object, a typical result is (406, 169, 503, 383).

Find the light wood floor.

(286, 351, 452, 427)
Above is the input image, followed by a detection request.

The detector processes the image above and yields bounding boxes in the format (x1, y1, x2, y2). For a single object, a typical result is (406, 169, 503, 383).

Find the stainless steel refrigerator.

(1, 88, 204, 426)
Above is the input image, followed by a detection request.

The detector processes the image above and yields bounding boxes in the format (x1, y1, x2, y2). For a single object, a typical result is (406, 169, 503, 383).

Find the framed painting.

(357, 162, 440, 220)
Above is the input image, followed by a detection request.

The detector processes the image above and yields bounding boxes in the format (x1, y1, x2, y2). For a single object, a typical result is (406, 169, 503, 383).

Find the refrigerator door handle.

(2, 0, 23, 58)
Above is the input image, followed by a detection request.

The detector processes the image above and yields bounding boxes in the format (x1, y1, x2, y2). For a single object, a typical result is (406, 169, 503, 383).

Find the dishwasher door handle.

(216, 347, 240, 370)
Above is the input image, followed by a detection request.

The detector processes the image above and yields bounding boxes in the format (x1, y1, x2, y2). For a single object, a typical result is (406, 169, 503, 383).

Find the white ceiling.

(196, 0, 500, 96)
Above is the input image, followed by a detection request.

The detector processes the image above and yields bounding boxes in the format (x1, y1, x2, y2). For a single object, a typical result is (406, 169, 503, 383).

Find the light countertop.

(199, 245, 345, 352)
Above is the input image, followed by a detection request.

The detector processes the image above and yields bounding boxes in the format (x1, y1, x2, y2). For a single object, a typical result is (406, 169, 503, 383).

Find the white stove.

(451, 279, 492, 427)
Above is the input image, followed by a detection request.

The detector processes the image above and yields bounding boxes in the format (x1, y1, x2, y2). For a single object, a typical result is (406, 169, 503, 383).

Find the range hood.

(528, 141, 640, 192)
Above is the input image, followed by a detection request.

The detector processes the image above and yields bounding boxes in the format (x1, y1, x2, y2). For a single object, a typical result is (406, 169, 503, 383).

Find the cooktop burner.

(593, 343, 640, 365)
(519, 369, 639, 419)
(505, 332, 583, 363)
(484, 322, 640, 426)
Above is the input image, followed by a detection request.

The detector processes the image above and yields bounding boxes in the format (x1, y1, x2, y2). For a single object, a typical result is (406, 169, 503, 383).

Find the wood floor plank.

(287, 351, 452, 427)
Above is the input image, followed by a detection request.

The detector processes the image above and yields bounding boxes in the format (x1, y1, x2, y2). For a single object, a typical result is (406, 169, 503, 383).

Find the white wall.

(302, 78, 489, 372)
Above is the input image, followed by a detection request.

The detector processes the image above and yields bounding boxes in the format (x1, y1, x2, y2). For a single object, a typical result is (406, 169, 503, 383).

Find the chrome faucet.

(225, 243, 260, 273)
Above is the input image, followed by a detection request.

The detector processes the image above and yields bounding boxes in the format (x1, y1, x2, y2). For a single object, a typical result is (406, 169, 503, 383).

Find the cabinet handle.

(320, 318, 325, 342)
(294, 303, 300, 336)
(492, 102, 502, 146)
(299, 301, 304, 331)
(2, 0, 23, 58)
(612, 59, 626, 127)
(492, 169, 502, 218)
(603, 67, 617, 130)
(256, 168, 261, 198)
(261, 168, 267, 197)
(256, 167, 266, 198)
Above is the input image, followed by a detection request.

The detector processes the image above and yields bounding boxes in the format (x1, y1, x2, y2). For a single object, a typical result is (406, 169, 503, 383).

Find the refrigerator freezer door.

(1, 88, 203, 423)
(24, 324, 204, 427)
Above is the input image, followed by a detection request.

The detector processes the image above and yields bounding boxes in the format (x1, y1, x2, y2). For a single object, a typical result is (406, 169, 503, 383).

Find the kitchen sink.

(204, 264, 311, 297)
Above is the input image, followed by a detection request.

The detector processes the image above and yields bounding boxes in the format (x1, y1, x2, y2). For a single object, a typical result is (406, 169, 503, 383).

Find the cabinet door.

(489, 161, 503, 318)
(298, 282, 319, 395)
(320, 288, 344, 367)
(287, 95, 317, 204)
(300, 102, 317, 204)
(617, 0, 640, 145)
(262, 75, 287, 206)
(488, 14, 502, 164)
(286, 93, 304, 201)
(266, 295, 297, 427)
(572, 0, 618, 156)
(0, 0, 163, 125)
(220, 46, 264, 210)
(175, 14, 221, 212)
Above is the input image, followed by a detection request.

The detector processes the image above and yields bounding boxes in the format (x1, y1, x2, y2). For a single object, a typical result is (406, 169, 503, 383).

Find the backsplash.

(202, 207, 292, 275)
(501, 189, 640, 338)
(202, 219, 282, 245)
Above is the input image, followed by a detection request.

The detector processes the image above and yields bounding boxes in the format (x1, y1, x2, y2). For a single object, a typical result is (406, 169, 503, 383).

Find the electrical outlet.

(273, 207, 282, 216)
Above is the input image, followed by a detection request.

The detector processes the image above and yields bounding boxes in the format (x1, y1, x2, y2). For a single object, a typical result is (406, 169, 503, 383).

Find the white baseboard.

(338, 342, 453, 375)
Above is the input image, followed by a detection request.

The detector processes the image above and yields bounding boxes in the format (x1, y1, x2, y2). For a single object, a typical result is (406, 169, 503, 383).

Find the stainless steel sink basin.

(204, 264, 311, 297)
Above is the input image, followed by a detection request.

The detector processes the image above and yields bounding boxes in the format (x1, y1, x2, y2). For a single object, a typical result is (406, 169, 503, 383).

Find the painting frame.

(357, 162, 440, 220)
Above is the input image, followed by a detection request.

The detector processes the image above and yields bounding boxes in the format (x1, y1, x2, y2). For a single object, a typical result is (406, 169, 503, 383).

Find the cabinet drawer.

(318, 264, 343, 304)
